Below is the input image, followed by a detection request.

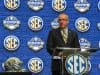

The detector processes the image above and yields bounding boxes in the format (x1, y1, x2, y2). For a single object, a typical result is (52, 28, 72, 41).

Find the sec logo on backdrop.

(28, 57, 43, 73)
(3, 16, 20, 30)
(27, 0, 44, 11)
(4, 0, 20, 10)
(52, 0, 67, 12)
(28, 16, 43, 31)
(75, 17, 90, 32)
(65, 54, 87, 75)
(4, 35, 20, 51)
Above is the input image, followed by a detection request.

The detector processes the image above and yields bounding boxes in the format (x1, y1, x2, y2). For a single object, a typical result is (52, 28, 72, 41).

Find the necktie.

(61, 29, 68, 44)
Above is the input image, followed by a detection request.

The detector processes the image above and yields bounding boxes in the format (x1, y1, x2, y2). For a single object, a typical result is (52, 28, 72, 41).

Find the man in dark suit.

(47, 13, 80, 75)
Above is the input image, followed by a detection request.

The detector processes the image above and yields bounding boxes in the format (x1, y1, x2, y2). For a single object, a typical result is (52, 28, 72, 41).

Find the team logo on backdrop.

(4, 35, 20, 51)
(52, 0, 67, 12)
(27, 37, 44, 51)
(51, 18, 59, 29)
(27, 0, 44, 11)
(3, 16, 20, 30)
(79, 38, 91, 51)
(2, 57, 26, 72)
(4, 0, 20, 10)
(75, 17, 90, 32)
(98, 1, 100, 10)
(65, 54, 87, 75)
(28, 16, 43, 31)
(74, 0, 90, 13)
(28, 57, 43, 73)
(97, 23, 100, 30)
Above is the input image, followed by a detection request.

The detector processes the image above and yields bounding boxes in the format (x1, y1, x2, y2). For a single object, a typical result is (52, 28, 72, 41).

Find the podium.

(53, 47, 98, 75)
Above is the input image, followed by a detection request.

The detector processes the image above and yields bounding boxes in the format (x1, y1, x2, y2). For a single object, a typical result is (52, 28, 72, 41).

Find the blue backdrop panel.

(0, 0, 100, 75)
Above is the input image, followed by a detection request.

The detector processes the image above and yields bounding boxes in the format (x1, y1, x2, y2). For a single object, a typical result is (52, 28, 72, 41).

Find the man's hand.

(58, 52, 63, 57)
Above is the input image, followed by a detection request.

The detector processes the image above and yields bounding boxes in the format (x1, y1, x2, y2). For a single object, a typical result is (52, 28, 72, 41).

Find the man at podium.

(47, 13, 80, 75)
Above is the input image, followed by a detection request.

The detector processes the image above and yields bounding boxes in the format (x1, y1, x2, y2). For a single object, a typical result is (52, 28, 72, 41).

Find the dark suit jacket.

(47, 28, 80, 56)
(46, 28, 80, 74)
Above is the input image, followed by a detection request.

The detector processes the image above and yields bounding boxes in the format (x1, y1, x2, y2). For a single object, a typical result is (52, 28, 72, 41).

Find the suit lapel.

(66, 29, 72, 45)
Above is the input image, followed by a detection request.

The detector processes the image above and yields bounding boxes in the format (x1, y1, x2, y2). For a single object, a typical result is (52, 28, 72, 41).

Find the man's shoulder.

(50, 28, 78, 34)
(68, 29, 77, 34)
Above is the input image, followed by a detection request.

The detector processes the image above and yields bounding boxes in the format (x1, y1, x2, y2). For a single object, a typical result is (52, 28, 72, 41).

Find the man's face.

(58, 14, 69, 28)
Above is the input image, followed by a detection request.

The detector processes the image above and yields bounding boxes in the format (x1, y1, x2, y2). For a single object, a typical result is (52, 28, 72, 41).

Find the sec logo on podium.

(65, 54, 87, 75)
